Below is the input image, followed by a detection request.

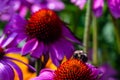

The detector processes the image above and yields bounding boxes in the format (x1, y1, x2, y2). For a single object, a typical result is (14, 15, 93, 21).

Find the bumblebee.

(73, 50, 88, 62)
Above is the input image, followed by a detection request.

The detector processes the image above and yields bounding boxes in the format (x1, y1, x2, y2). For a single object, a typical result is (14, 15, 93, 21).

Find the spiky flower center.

(54, 59, 92, 80)
(0, 47, 4, 58)
(26, 9, 62, 43)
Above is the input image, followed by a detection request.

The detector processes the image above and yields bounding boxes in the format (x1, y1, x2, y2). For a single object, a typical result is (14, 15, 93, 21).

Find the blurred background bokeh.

(0, 0, 120, 79)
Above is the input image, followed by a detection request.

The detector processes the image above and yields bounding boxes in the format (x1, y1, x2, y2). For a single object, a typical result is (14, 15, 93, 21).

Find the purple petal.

(4, 14, 27, 34)
(2, 33, 17, 48)
(31, 42, 44, 58)
(5, 60, 23, 80)
(49, 46, 60, 67)
(0, 60, 14, 80)
(51, 42, 64, 60)
(59, 38, 75, 59)
(22, 38, 38, 55)
(5, 47, 21, 53)
(93, 0, 104, 17)
(5, 56, 36, 72)
(31, 69, 54, 80)
(62, 26, 81, 45)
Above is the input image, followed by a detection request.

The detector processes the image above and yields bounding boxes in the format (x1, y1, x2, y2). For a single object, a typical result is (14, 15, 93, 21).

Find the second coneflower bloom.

(5, 9, 81, 66)
(31, 58, 103, 80)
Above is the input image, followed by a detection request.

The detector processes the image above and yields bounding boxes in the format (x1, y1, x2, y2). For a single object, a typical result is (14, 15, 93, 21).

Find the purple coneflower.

(0, 33, 35, 80)
(31, 59, 103, 80)
(4, 9, 81, 66)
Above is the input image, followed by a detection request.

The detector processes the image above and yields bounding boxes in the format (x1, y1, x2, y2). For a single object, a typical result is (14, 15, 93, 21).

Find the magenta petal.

(22, 38, 38, 55)
(62, 26, 81, 44)
(5, 47, 21, 53)
(59, 38, 74, 59)
(31, 69, 54, 80)
(49, 46, 60, 66)
(0, 61, 14, 80)
(31, 42, 44, 58)
(51, 42, 64, 60)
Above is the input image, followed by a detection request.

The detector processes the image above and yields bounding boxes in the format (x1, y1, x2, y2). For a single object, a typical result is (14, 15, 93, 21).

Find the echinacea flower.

(4, 9, 81, 66)
(31, 59, 103, 80)
(0, 33, 35, 80)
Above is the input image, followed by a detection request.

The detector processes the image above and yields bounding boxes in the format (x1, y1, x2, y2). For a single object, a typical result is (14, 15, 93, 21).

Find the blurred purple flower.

(31, 59, 103, 80)
(107, 0, 120, 19)
(99, 63, 117, 80)
(0, 0, 65, 21)
(93, 0, 104, 17)
(4, 9, 81, 66)
(0, 33, 35, 80)
(31, 0, 65, 13)
(71, 0, 87, 9)
(71, 0, 104, 18)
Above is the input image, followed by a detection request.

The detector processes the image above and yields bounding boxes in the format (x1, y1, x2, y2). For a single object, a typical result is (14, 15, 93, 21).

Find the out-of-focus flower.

(71, 0, 104, 18)
(99, 63, 117, 80)
(0, 33, 35, 80)
(6, 53, 36, 80)
(93, 0, 104, 17)
(31, 0, 65, 13)
(0, 0, 65, 21)
(4, 9, 81, 66)
(71, 0, 87, 9)
(31, 59, 103, 80)
(107, 0, 120, 19)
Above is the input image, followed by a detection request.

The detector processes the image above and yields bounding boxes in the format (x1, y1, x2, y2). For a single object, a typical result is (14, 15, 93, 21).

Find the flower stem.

(92, 15, 98, 66)
(36, 59, 42, 76)
(83, 0, 92, 54)
(111, 16, 120, 54)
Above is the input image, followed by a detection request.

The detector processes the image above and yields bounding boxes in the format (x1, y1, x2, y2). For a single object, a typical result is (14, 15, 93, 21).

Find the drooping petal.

(93, 0, 104, 17)
(49, 46, 60, 66)
(22, 38, 38, 55)
(31, 42, 44, 58)
(51, 41, 64, 60)
(5, 59, 23, 80)
(59, 38, 75, 59)
(62, 26, 81, 44)
(0, 61, 14, 80)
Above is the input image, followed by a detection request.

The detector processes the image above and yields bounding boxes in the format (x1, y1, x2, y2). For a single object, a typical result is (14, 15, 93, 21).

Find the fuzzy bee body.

(73, 50, 88, 62)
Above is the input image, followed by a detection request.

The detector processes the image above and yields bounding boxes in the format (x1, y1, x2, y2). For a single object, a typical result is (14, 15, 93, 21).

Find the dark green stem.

(83, 0, 92, 54)
(36, 59, 42, 76)
(111, 16, 120, 54)
(92, 15, 98, 65)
